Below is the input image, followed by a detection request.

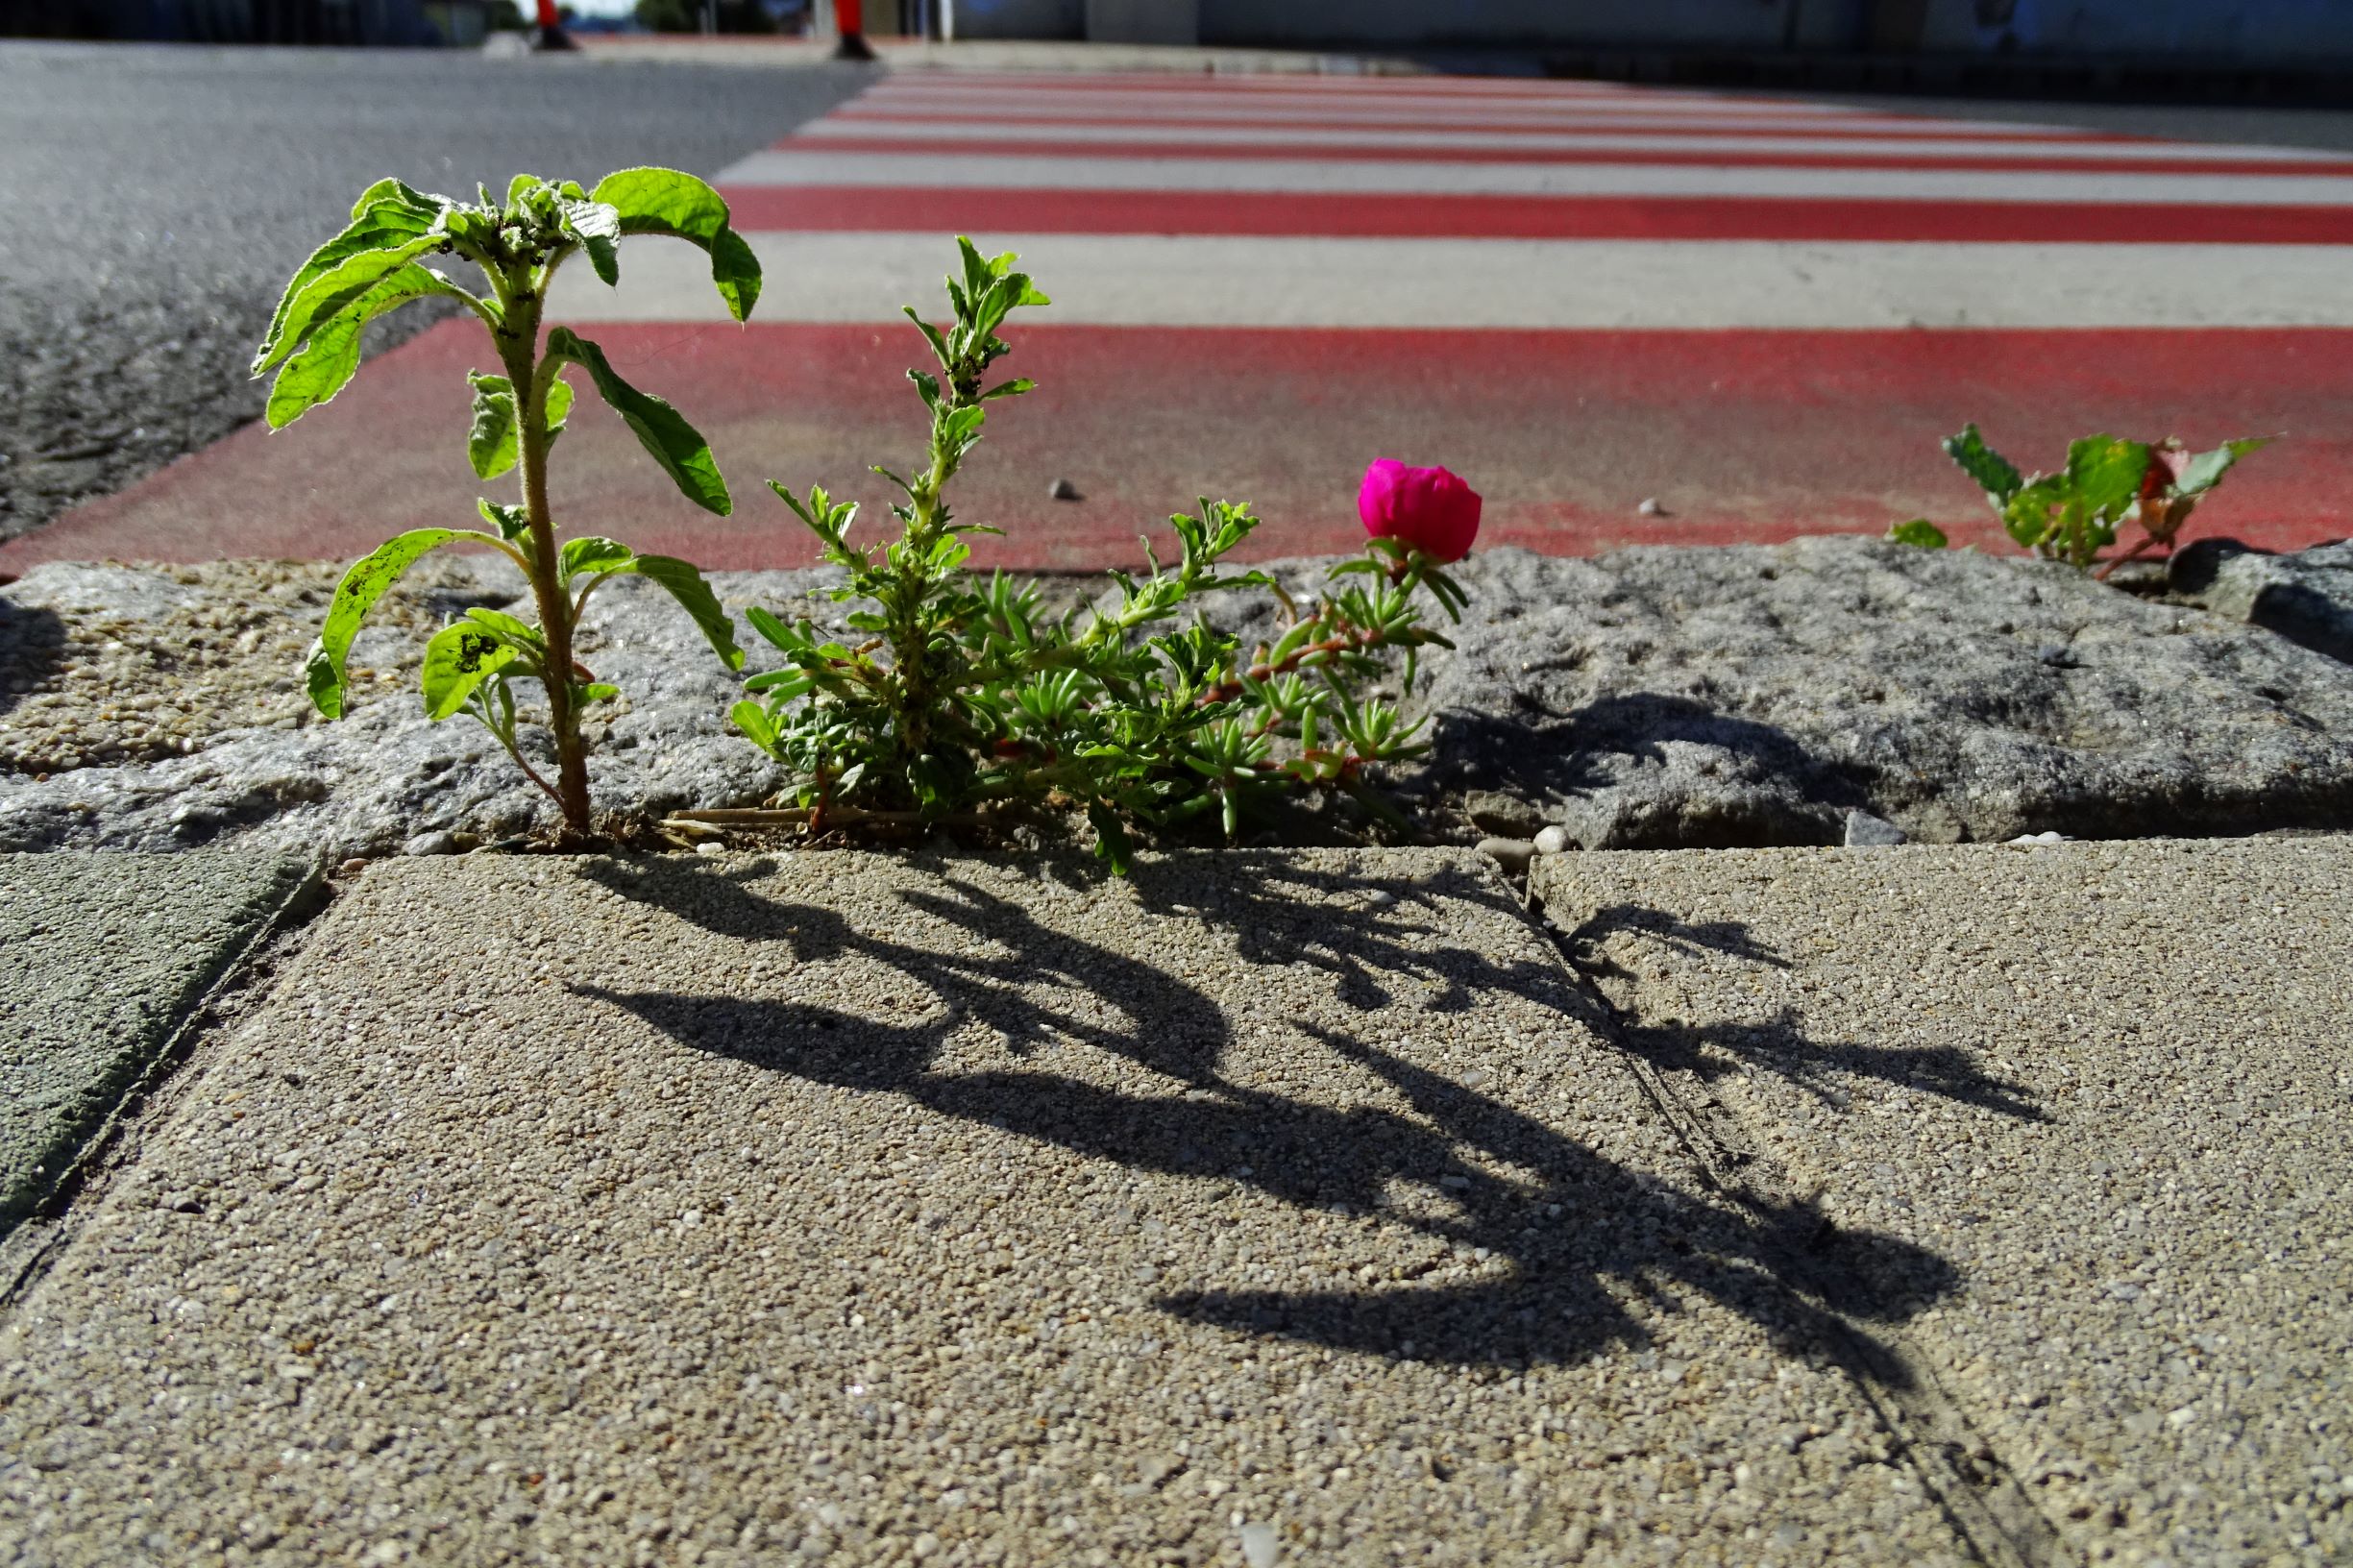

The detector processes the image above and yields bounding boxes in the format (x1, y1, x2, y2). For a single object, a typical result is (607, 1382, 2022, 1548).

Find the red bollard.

(532, 0, 575, 50)
(834, 0, 876, 59)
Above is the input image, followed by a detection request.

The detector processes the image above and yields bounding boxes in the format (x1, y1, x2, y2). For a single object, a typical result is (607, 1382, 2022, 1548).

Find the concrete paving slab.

(0, 853, 316, 1235)
(0, 850, 1976, 1566)
(1532, 837, 2353, 1566)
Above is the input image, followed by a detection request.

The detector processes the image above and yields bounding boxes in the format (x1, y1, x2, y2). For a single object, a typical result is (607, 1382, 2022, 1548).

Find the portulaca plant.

(254, 169, 758, 841)
(729, 239, 1479, 871)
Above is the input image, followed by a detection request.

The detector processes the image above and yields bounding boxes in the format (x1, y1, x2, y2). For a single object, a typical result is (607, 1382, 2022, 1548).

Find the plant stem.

(501, 289, 593, 840)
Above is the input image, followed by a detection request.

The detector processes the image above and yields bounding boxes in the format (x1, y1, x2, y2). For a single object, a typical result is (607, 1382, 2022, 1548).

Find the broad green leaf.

(257, 233, 443, 376)
(580, 682, 622, 705)
(421, 621, 522, 721)
(258, 186, 445, 363)
(265, 263, 448, 429)
(744, 602, 797, 649)
(467, 373, 520, 479)
(304, 528, 462, 719)
(981, 378, 1035, 401)
(559, 536, 636, 582)
(632, 554, 744, 670)
(467, 372, 576, 479)
(1887, 518, 1949, 549)
(545, 328, 731, 514)
(462, 605, 546, 655)
(588, 167, 762, 321)
(1943, 425, 2022, 502)
(561, 199, 624, 286)
(505, 173, 543, 208)
(2176, 436, 2270, 497)
(2066, 435, 2153, 520)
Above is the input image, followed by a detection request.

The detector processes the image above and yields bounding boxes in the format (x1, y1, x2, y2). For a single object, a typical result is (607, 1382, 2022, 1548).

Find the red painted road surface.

(8, 67, 2349, 573)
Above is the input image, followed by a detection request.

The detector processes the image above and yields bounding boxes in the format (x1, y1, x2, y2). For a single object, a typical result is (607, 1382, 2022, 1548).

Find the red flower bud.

(1359, 459, 1482, 564)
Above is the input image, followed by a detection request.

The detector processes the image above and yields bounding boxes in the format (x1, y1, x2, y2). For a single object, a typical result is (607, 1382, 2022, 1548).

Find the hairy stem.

(499, 284, 592, 839)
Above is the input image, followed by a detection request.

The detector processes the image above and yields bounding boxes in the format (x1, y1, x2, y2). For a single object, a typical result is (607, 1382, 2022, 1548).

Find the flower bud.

(1358, 459, 1481, 564)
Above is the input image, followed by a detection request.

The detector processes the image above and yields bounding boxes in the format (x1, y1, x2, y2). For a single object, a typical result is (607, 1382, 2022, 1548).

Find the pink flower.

(1358, 459, 1481, 564)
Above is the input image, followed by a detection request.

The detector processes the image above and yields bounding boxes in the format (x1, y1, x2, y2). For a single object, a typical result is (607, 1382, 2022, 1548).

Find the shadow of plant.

(576, 854, 1978, 1371)
(1561, 902, 2046, 1121)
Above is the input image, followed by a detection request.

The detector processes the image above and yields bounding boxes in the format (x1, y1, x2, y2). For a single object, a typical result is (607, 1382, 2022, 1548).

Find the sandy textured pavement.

(1535, 835, 2353, 1567)
(0, 850, 1973, 1567)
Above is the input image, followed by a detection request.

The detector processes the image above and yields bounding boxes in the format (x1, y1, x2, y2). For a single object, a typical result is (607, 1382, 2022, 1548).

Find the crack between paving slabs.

(0, 863, 334, 1312)
(1516, 884, 2074, 1568)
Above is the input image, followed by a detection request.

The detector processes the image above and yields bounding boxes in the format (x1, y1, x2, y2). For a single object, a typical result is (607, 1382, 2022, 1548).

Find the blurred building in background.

(945, 0, 2353, 71)
(0, 0, 494, 42)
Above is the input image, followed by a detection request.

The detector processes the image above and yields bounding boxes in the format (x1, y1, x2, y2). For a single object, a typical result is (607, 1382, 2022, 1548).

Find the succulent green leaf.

(265, 264, 448, 429)
(588, 167, 762, 321)
(545, 327, 731, 514)
(1943, 425, 2023, 502)
(421, 621, 523, 722)
(1887, 518, 1949, 549)
(304, 528, 463, 719)
(731, 698, 780, 754)
(2175, 436, 2271, 497)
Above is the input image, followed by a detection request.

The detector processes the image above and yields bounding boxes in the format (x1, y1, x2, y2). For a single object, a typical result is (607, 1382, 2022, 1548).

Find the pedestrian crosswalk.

(16, 67, 2349, 572)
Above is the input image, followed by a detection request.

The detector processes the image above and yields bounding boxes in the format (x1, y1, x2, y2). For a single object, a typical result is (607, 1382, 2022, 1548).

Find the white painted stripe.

(548, 232, 2353, 329)
(861, 83, 1883, 117)
(850, 98, 1929, 130)
(796, 117, 2338, 165)
(718, 150, 2353, 206)
(823, 108, 2104, 140)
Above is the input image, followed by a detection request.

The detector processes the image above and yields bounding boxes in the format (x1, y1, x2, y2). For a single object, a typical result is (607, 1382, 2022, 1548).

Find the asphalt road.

(0, 41, 867, 544)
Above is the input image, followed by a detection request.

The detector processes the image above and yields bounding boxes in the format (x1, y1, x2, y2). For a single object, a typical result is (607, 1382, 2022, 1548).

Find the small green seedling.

(255, 169, 758, 840)
(1935, 424, 2269, 575)
(731, 240, 1470, 872)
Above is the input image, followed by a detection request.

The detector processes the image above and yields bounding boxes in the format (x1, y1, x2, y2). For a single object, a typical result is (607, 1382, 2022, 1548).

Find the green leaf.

(2066, 435, 2153, 520)
(588, 167, 762, 321)
(1943, 425, 2022, 502)
(467, 372, 576, 479)
(631, 554, 744, 670)
(561, 198, 624, 286)
(579, 682, 622, 705)
(559, 535, 636, 583)
(730, 698, 779, 753)
(544, 327, 731, 514)
(256, 233, 443, 376)
(981, 378, 1035, 401)
(478, 500, 530, 541)
(544, 375, 575, 443)
(1887, 518, 1949, 549)
(264, 263, 448, 429)
(421, 621, 522, 722)
(2175, 436, 2271, 497)
(466, 373, 520, 479)
(304, 528, 462, 719)
(258, 185, 445, 365)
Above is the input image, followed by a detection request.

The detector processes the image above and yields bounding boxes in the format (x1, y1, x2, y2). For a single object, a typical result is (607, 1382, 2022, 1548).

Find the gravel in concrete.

(1533, 836, 2353, 1566)
(0, 851, 312, 1233)
(0, 850, 1973, 1566)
